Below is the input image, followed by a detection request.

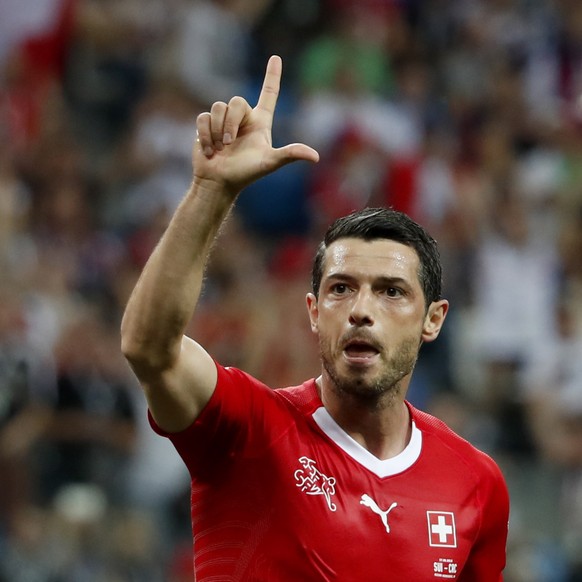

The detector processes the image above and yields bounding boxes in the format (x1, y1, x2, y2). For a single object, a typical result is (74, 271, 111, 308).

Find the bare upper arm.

(136, 335, 218, 433)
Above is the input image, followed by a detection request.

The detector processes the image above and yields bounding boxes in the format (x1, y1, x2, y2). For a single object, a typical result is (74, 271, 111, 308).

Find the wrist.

(191, 174, 241, 200)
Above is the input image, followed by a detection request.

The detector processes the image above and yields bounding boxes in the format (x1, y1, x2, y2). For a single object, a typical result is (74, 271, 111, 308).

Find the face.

(306, 238, 448, 404)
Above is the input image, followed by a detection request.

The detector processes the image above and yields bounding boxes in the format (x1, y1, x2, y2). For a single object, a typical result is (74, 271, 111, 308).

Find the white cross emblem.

(427, 511, 457, 548)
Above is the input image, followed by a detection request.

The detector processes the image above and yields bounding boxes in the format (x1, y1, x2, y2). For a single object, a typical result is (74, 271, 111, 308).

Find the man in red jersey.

(121, 56, 509, 581)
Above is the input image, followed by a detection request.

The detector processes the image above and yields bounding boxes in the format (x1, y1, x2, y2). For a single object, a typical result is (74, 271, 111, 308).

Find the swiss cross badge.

(427, 511, 457, 548)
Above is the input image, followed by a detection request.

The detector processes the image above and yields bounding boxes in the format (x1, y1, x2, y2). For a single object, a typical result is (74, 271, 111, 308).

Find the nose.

(348, 289, 374, 327)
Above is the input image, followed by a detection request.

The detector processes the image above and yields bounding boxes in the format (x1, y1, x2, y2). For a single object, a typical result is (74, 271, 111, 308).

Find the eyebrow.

(325, 273, 412, 288)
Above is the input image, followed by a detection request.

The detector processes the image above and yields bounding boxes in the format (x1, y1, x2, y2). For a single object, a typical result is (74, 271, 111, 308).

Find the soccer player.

(121, 55, 509, 581)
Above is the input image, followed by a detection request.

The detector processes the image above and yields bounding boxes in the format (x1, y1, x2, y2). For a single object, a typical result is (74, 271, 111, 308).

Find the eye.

(331, 283, 350, 295)
(385, 287, 403, 298)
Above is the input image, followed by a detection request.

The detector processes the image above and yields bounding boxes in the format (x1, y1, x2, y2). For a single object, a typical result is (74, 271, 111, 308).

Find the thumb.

(269, 143, 320, 170)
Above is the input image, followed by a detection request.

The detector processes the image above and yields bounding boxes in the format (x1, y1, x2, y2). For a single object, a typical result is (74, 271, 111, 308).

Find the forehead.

(323, 238, 420, 280)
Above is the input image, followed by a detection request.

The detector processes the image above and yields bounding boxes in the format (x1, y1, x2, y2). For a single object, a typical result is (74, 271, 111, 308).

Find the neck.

(315, 376, 412, 461)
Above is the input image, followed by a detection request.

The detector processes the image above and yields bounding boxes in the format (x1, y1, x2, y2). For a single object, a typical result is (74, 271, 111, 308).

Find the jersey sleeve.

(458, 454, 510, 581)
(148, 363, 291, 478)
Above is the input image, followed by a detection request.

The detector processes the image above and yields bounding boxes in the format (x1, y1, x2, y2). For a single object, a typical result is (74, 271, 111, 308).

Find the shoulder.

(214, 365, 321, 420)
(272, 380, 322, 420)
(412, 404, 510, 532)
(411, 403, 507, 489)
(216, 365, 316, 401)
(214, 364, 277, 401)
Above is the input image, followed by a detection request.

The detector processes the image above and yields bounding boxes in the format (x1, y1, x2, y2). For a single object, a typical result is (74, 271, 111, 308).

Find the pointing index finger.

(256, 55, 282, 119)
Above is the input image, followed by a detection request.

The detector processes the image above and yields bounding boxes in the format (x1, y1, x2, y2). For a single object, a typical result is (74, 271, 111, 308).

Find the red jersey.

(151, 364, 509, 581)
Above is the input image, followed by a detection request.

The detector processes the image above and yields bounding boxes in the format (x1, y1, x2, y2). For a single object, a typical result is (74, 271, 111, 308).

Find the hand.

(193, 55, 319, 195)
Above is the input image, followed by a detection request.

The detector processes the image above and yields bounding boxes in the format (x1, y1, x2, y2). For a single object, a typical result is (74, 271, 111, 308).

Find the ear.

(306, 293, 319, 333)
(421, 299, 449, 343)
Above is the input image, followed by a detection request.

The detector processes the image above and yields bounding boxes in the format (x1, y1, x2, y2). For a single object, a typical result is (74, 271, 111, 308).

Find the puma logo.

(360, 494, 398, 533)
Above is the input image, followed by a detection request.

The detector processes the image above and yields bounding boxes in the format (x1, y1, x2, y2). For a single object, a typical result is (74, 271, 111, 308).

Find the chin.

(332, 370, 391, 399)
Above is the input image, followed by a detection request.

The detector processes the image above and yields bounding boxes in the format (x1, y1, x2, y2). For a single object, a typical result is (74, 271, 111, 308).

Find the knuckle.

(229, 95, 247, 108)
(210, 101, 227, 114)
(196, 111, 210, 124)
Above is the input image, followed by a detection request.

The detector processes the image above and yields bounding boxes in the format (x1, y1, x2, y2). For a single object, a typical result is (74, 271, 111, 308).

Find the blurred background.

(0, 0, 581, 580)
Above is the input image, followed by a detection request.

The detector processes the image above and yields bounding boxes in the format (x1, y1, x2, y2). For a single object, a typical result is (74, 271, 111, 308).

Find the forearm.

(122, 55, 318, 384)
(121, 178, 236, 373)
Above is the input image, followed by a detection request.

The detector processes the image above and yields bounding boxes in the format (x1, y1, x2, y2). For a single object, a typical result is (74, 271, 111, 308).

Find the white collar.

(312, 406, 422, 478)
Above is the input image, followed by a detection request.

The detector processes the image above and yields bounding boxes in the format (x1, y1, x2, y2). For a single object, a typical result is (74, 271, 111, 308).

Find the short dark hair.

(311, 208, 443, 307)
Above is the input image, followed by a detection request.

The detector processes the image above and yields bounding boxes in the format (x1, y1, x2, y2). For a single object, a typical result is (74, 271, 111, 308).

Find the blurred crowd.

(1, 0, 582, 580)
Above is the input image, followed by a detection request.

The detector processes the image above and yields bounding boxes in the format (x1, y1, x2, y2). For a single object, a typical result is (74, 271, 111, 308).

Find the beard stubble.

(319, 333, 420, 407)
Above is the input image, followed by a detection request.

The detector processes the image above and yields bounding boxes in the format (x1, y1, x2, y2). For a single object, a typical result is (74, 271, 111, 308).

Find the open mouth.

(343, 340, 380, 363)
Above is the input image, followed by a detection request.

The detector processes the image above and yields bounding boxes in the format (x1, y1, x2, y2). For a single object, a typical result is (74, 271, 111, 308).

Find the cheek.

(381, 310, 426, 343)
(316, 327, 337, 360)
(389, 301, 425, 326)
(311, 311, 341, 344)
(318, 297, 353, 321)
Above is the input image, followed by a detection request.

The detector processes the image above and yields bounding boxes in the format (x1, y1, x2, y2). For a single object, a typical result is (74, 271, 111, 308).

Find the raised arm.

(120, 56, 319, 432)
